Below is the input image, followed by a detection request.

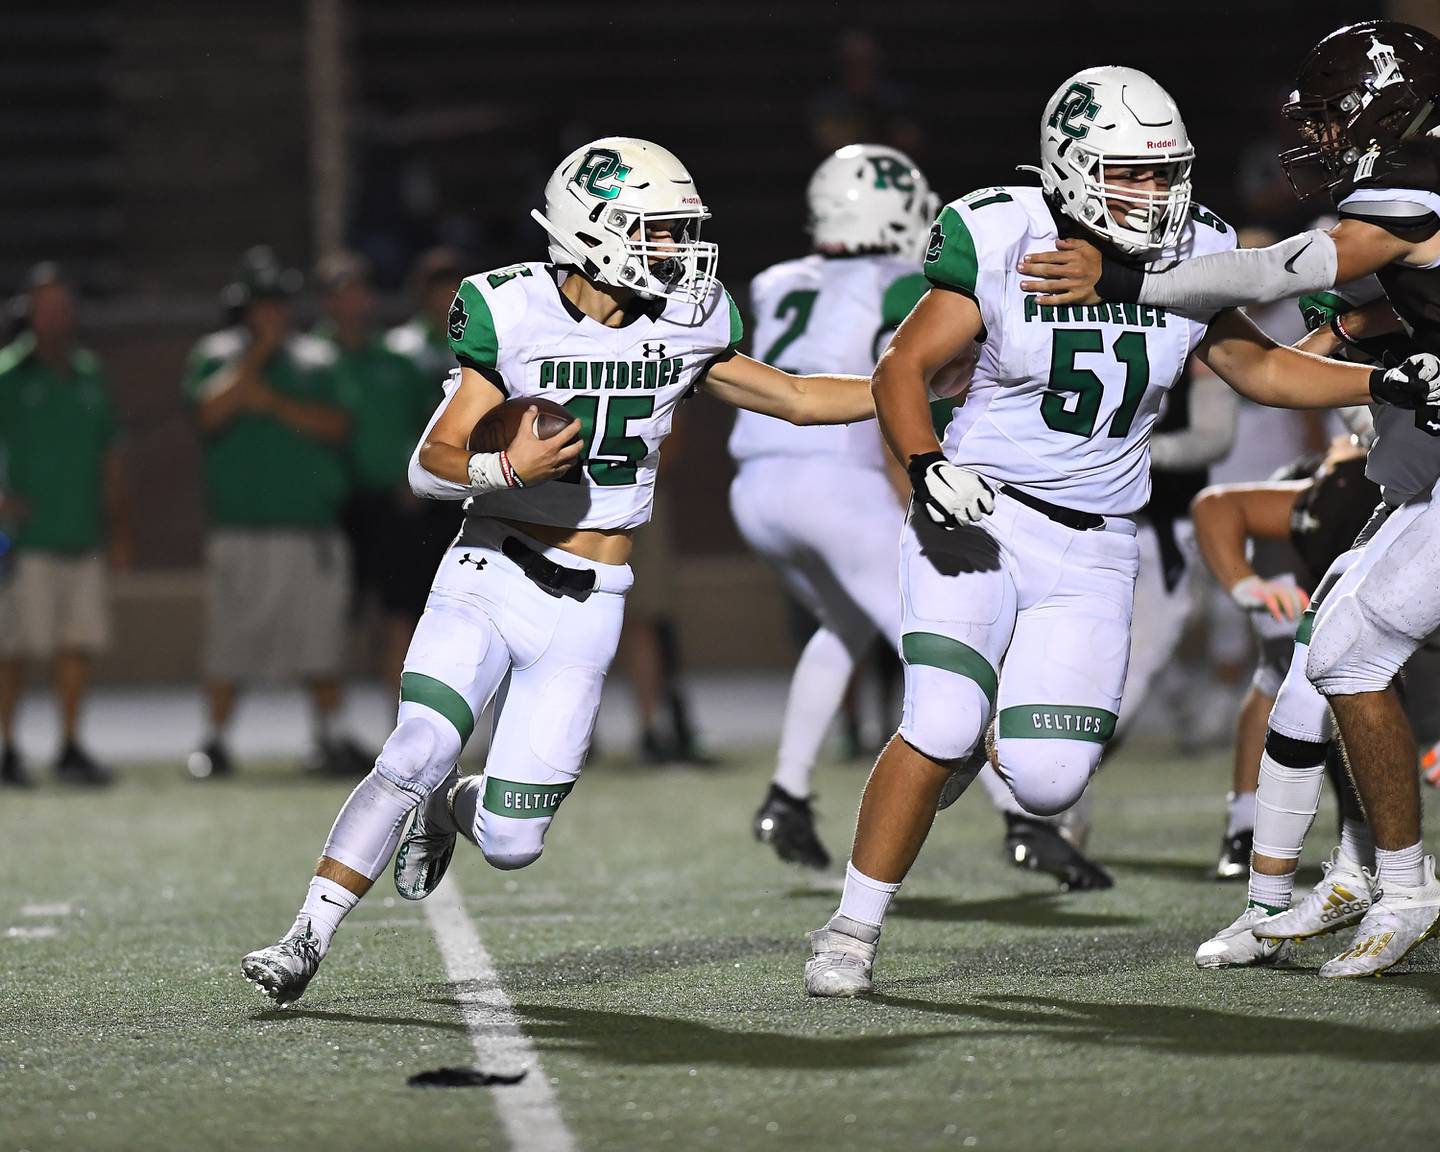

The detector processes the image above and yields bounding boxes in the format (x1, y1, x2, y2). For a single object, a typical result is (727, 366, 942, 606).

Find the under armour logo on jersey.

(458, 553, 487, 570)
(641, 342, 668, 360)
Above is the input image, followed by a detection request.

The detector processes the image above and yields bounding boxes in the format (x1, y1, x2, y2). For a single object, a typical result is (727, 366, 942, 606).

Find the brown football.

(469, 397, 575, 452)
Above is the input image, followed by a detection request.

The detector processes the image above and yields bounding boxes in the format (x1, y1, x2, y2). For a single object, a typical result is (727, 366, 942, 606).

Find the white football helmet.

(1025, 66, 1194, 255)
(531, 136, 718, 303)
(807, 144, 938, 261)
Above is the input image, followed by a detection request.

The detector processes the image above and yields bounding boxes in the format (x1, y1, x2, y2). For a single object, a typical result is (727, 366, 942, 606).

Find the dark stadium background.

(0, 0, 1388, 675)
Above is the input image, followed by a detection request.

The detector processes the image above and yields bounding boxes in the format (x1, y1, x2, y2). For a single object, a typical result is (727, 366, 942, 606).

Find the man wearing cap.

(183, 247, 361, 778)
(315, 251, 438, 698)
(0, 264, 131, 786)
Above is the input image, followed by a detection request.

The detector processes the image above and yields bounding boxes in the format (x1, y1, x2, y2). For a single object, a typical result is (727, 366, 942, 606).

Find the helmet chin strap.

(530, 209, 607, 282)
(1015, 164, 1056, 196)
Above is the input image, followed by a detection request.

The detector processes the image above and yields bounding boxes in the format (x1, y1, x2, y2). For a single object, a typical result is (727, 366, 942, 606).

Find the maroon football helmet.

(1280, 20, 1440, 199)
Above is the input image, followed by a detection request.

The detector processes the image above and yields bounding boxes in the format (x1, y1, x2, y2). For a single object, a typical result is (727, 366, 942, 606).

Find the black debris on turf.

(406, 1066, 528, 1089)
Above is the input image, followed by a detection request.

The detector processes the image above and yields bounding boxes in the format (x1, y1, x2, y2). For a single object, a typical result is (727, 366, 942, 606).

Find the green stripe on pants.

(483, 777, 574, 819)
(400, 671, 475, 745)
(901, 631, 998, 708)
(998, 705, 1116, 743)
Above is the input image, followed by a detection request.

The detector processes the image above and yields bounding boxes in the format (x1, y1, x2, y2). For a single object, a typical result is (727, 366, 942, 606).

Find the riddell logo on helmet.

(1148, 138, 1178, 149)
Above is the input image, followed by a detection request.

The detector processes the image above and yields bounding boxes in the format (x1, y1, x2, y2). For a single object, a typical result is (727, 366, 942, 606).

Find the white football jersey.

(925, 185, 1235, 516)
(728, 254, 927, 471)
(447, 262, 741, 531)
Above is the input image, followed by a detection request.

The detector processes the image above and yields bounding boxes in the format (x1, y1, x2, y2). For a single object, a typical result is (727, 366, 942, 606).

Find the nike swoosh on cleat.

(1283, 241, 1313, 274)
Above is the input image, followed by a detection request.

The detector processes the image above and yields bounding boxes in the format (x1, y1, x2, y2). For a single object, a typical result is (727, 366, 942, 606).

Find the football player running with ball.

(803, 66, 1440, 998)
(241, 137, 878, 1006)
(1021, 22, 1440, 978)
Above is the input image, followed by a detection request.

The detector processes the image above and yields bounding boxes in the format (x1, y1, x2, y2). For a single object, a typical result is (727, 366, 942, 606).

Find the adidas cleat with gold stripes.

(1320, 855, 1440, 979)
(1252, 848, 1373, 942)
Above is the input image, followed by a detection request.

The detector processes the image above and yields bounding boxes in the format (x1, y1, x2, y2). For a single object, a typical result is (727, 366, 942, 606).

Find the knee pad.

(996, 739, 1102, 817)
(373, 711, 464, 801)
(1306, 595, 1413, 695)
(1268, 645, 1330, 744)
(475, 811, 547, 871)
(898, 666, 989, 764)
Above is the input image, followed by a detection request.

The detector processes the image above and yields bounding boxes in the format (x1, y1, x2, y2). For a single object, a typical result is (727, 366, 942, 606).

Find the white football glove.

(1229, 575, 1310, 624)
(907, 452, 996, 529)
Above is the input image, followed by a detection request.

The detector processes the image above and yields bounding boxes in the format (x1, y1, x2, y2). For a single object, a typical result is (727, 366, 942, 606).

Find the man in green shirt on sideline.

(315, 251, 445, 697)
(183, 248, 365, 779)
(384, 247, 463, 384)
(0, 264, 132, 787)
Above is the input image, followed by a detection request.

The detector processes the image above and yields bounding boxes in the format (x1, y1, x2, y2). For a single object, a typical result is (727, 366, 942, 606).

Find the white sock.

(1375, 841, 1425, 889)
(289, 876, 359, 955)
(1338, 818, 1375, 870)
(1247, 868, 1294, 914)
(773, 629, 855, 799)
(1226, 791, 1256, 837)
(837, 861, 901, 927)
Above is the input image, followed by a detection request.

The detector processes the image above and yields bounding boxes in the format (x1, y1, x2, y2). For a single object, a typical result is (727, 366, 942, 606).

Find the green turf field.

(3, 742, 1437, 1152)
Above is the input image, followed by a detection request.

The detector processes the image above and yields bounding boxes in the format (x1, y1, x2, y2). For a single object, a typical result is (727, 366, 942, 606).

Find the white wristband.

(467, 452, 513, 494)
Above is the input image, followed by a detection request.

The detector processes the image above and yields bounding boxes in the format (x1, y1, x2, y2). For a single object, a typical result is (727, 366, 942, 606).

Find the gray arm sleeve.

(408, 369, 473, 501)
(1138, 229, 1339, 312)
(1148, 374, 1238, 471)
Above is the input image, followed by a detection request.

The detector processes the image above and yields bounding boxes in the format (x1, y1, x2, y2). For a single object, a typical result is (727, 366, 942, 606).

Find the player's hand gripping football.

(908, 452, 996, 529)
(504, 406, 584, 485)
(1369, 353, 1440, 436)
(1018, 238, 1104, 305)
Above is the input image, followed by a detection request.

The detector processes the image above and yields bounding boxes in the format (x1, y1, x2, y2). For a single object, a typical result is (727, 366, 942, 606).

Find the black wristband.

(1368, 365, 1420, 409)
(906, 451, 944, 486)
(1094, 255, 1145, 304)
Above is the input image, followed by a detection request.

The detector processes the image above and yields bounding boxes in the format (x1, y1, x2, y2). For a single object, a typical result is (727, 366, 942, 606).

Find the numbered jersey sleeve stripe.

(725, 289, 744, 347)
(448, 278, 501, 370)
(924, 206, 980, 297)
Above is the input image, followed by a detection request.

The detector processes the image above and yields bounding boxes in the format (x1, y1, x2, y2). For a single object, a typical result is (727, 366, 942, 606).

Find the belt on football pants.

(999, 485, 1105, 532)
(501, 535, 597, 599)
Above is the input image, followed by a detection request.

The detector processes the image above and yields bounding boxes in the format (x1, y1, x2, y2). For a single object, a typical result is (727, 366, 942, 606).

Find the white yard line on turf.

(424, 876, 577, 1152)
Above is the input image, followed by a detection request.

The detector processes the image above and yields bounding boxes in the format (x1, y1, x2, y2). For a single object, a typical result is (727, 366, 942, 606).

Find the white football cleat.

(1194, 905, 1289, 970)
(805, 915, 880, 997)
(1319, 855, 1440, 979)
(241, 921, 323, 1006)
(1252, 848, 1373, 941)
(393, 766, 460, 902)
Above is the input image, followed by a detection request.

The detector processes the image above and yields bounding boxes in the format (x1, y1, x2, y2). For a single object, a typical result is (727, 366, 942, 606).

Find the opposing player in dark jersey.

(1018, 21, 1440, 977)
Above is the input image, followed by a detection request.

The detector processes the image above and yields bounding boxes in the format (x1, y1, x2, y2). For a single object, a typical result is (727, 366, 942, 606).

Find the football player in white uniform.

(240, 137, 879, 1006)
(1020, 21, 1440, 977)
(730, 144, 933, 869)
(803, 66, 1436, 997)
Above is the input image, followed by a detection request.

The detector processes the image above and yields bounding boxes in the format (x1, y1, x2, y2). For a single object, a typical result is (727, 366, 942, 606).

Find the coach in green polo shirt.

(314, 251, 447, 699)
(0, 264, 132, 787)
(183, 247, 367, 780)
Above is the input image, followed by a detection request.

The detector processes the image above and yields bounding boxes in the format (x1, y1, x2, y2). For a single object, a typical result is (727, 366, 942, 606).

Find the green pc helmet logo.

(868, 155, 916, 192)
(574, 148, 633, 201)
(1049, 82, 1101, 140)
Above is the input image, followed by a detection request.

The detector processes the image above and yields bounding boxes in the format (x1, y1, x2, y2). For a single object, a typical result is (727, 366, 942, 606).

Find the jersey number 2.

(1041, 329, 1149, 439)
(561, 395, 654, 486)
(763, 289, 819, 369)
